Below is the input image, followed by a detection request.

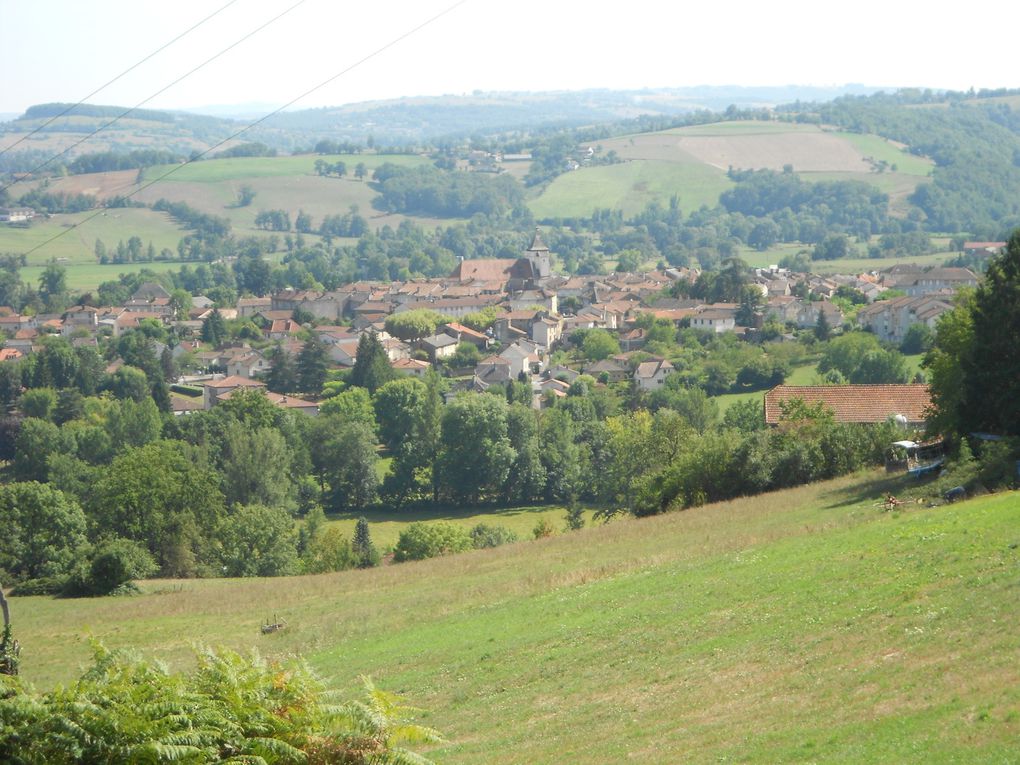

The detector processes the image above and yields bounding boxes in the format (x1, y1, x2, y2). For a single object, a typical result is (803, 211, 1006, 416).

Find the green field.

(835, 133, 933, 176)
(326, 503, 596, 550)
(15, 473, 1020, 762)
(139, 153, 430, 184)
(530, 121, 933, 224)
(529, 159, 732, 220)
(20, 261, 185, 291)
(0, 209, 186, 265)
(737, 241, 954, 274)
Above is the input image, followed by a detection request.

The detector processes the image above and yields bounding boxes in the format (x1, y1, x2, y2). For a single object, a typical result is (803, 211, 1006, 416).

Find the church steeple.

(523, 227, 551, 282)
(527, 227, 549, 254)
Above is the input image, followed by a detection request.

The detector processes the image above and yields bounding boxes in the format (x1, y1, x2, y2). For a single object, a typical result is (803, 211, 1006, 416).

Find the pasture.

(529, 159, 732, 220)
(13, 473, 1020, 762)
(531, 121, 932, 223)
(0, 208, 186, 265)
(326, 502, 596, 551)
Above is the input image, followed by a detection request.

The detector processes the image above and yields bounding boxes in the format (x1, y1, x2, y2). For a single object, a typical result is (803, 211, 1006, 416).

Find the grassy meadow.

(326, 502, 596, 550)
(14, 472, 1020, 762)
(0, 208, 186, 266)
(532, 121, 932, 223)
(529, 159, 732, 220)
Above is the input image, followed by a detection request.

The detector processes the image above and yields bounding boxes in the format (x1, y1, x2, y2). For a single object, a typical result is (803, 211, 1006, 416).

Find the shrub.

(63, 538, 157, 597)
(303, 526, 357, 573)
(393, 522, 472, 562)
(0, 643, 442, 763)
(469, 523, 519, 549)
(532, 518, 555, 539)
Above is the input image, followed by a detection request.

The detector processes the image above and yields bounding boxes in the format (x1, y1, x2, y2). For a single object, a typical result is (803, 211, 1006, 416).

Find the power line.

(21, 0, 472, 262)
(0, 0, 241, 160)
(0, 0, 308, 197)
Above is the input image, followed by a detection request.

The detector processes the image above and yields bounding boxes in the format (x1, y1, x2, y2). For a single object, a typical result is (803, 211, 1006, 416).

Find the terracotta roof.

(204, 375, 266, 389)
(449, 258, 515, 283)
(764, 384, 931, 425)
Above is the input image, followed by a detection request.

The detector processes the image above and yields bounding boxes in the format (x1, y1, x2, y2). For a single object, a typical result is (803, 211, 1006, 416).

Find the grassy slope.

(531, 121, 933, 223)
(16, 474, 1020, 762)
(528, 160, 732, 220)
(0, 208, 185, 266)
(326, 503, 596, 550)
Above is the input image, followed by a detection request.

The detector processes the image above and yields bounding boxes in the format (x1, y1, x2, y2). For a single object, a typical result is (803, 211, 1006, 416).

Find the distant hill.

(0, 85, 880, 163)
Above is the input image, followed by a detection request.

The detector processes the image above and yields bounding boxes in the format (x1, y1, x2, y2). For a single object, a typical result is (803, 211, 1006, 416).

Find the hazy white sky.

(2, 0, 1017, 115)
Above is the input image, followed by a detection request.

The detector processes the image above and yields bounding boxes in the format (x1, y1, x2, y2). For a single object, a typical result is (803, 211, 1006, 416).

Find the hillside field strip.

(529, 159, 732, 220)
(532, 121, 934, 222)
(0, 208, 187, 265)
(15, 473, 1020, 763)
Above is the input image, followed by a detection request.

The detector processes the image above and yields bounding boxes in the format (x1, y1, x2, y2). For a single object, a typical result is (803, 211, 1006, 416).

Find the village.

(0, 231, 988, 421)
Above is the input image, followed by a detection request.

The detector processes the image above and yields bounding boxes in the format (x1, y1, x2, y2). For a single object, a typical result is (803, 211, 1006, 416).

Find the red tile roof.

(764, 385, 931, 425)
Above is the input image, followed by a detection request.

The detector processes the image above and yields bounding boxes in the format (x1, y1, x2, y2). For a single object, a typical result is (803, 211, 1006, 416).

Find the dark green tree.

(296, 334, 329, 395)
(959, 232, 1020, 435)
(265, 345, 297, 393)
(349, 332, 395, 393)
(352, 517, 380, 568)
(201, 308, 227, 347)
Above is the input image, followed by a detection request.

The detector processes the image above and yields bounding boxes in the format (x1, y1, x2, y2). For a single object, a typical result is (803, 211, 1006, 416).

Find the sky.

(2, 0, 1019, 115)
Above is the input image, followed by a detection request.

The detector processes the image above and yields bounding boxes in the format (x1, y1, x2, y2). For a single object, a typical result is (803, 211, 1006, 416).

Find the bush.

(303, 526, 357, 573)
(469, 523, 519, 549)
(63, 538, 157, 597)
(532, 518, 555, 539)
(393, 522, 472, 562)
(8, 577, 64, 597)
(0, 644, 442, 763)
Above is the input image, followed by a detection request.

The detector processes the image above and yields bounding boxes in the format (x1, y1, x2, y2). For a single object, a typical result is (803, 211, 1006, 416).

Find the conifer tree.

(352, 517, 380, 568)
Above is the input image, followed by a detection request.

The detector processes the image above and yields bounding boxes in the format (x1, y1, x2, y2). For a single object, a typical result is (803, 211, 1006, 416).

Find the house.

(217, 387, 319, 416)
(634, 359, 675, 391)
(691, 306, 738, 333)
(857, 295, 954, 344)
(474, 355, 512, 387)
(0, 348, 23, 361)
(499, 340, 544, 378)
(903, 267, 979, 296)
(584, 359, 630, 383)
(202, 375, 267, 409)
(441, 321, 490, 350)
(962, 241, 1005, 257)
(391, 358, 432, 377)
(264, 319, 303, 341)
(796, 300, 844, 330)
(0, 207, 35, 223)
(132, 282, 171, 302)
(530, 315, 562, 349)
(763, 384, 931, 427)
(419, 333, 459, 362)
(237, 297, 272, 318)
(227, 349, 272, 379)
(544, 365, 581, 385)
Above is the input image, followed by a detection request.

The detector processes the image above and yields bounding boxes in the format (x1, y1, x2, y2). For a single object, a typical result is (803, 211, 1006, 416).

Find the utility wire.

(21, 0, 472, 261)
(0, 0, 308, 197)
(0, 0, 241, 160)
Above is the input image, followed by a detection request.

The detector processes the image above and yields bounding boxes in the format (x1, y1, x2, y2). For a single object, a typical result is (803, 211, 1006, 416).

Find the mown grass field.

(20, 261, 184, 292)
(532, 121, 933, 223)
(15, 472, 1020, 762)
(326, 503, 596, 550)
(736, 241, 954, 273)
(529, 159, 732, 220)
(0, 209, 186, 266)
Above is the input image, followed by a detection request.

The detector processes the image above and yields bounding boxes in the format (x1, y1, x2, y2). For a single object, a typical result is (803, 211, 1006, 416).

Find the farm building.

(763, 384, 931, 428)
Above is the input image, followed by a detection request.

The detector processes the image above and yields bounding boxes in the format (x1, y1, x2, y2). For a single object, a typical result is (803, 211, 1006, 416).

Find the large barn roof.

(764, 384, 931, 425)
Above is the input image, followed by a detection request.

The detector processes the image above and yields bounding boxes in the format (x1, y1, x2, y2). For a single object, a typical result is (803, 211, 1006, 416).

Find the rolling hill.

(529, 121, 933, 220)
(15, 472, 1020, 763)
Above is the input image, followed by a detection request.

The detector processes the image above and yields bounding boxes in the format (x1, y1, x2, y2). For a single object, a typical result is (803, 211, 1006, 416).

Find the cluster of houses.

(0, 230, 986, 417)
